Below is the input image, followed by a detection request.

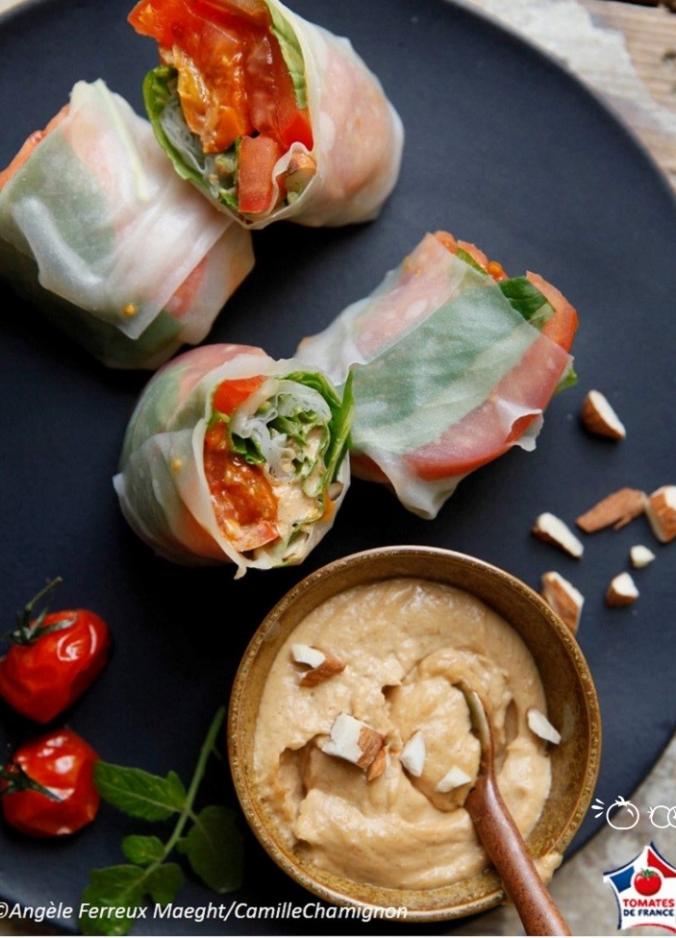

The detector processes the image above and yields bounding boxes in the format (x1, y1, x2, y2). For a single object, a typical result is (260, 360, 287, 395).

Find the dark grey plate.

(0, 0, 675, 934)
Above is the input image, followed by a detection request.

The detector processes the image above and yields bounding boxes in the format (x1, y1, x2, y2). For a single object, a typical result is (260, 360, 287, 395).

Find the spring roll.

(128, 0, 404, 228)
(114, 344, 352, 575)
(0, 80, 254, 369)
(299, 232, 578, 519)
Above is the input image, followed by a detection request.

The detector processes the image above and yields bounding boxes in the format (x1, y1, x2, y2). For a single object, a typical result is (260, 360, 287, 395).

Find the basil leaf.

(178, 806, 243, 893)
(267, 3, 308, 110)
(121, 834, 165, 866)
(146, 863, 184, 906)
(498, 276, 552, 324)
(79, 865, 146, 937)
(95, 763, 186, 821)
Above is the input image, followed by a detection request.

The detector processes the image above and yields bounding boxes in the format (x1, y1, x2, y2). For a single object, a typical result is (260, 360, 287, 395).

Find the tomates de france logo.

(604, 843, 676, 932)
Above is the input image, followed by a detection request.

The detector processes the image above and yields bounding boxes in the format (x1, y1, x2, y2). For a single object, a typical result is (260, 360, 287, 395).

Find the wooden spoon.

(460, 685, 572, 936)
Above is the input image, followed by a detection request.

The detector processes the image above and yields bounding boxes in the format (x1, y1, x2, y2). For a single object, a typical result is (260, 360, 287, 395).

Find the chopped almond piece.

(367, 746, 388, 782)
(541, 572, 584, 634)
(532, 513, 584, 558)
(576, 488, 646, 533)
(300, 653, 345, 687)
(580, 390, 626, 440)
(291, 643, 345, 686)
(606, 572, 639, 607)
(646, 486, 676, 543)
(527, 708, 561, 745)
(320, 714, 385, 772)
(630, 545, 656, 569)
(435, 766, 472, 793)
(400, 731, 426, 778)
(291, 644, 325, 669)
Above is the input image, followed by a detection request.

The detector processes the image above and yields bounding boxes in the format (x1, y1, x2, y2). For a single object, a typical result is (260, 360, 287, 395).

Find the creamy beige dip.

(254, 578, 555, 890)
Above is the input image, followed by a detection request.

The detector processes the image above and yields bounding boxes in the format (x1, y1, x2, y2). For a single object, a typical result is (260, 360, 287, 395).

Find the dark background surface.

(0, 0, 675, 933)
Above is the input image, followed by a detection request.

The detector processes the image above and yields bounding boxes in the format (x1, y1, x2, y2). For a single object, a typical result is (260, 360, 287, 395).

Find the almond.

(435, 766, 472, 793)
(646, 486, 676, 543)
(532, 513, 584, 558)
(527, 708, 562, 745)
(630, 545, 656, 569)
(400, 731, 426, 778)
(320, 714, 385, 772)
(541, 572, 584, 634)
(580, 390, 626, 440)
(291, 644, 345, 687)
(576, 488, 646, 533)
(367, 746, 388, 783)
(606, 572, 639, 607)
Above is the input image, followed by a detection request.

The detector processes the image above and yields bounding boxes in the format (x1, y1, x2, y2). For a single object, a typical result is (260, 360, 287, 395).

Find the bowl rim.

(228, 545, 602, 923)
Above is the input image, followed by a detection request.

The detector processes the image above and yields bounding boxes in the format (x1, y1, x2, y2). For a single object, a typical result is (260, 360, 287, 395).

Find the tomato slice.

(403, 264, 577, 480)
(238, 135, 282, 214)
(203, 420, 278, 551)
(129, 0, 313, 159)
(212, 375, 264, 414)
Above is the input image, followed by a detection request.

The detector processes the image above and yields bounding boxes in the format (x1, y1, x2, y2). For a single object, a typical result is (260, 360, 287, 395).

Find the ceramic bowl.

(228, 546, 601, 922)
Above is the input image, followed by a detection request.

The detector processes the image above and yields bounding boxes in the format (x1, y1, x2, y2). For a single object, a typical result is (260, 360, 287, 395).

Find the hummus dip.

(253, 578, 558, 890)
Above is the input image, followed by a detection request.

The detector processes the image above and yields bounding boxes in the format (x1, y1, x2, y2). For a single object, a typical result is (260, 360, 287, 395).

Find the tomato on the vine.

(0, 729, 100, 837)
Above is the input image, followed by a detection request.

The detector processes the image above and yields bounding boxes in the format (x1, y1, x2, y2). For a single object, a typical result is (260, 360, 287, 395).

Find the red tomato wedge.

(129, 0, 313, 165)
(0, 107, 69, 190)
(402, 239, 578, 481)
(212, 374, 265, 414)
(203, 420, 278, 551)
(238, 135, 282, 214)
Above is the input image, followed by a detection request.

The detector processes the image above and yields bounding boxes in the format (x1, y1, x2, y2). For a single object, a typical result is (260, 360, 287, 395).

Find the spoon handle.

(466, 775, 572, 936)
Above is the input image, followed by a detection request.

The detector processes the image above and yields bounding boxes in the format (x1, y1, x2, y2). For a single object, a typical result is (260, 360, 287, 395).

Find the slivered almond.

(400, 731, 426, 778)
(630, 545, 656, 569)
(527, 709, 561, 745)
(646, 486, 676, 543)
(576, 488, 646, 533)
(606, 572, 639, 607)
(580, 390, 626, 440)
(320, 714, 384, 771)
(435, 766, 472, 793)
(367, 746, 388, 782)
(532, 513, 584, 558)
(541, 572, 584, 634)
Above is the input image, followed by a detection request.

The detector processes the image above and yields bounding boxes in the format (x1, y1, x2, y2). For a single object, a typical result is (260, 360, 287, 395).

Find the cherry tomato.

(0, 729, 100, 837)
(0, 579, 111, 724)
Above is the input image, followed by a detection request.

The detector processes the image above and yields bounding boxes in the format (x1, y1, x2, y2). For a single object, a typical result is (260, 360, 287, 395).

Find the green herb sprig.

(79, 707, 243, 936)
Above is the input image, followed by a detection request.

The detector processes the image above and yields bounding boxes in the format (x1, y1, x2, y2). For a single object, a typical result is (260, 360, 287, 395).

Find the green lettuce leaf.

(267, 3, 308, 110)
(285, 370, 353, 483)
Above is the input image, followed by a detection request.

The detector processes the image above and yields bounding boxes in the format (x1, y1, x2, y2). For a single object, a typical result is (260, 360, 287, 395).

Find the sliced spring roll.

(0, 80, 254, 369)
(114, 344, 352, 575)
(128, 0, 403, 228)
(299, 232, 578, 519)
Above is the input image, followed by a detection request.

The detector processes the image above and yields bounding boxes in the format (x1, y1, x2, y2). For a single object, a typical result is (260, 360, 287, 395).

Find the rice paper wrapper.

(0, 80, 254, 368)
(114, 344, 350, 576)
(261, 0, 404, 227)
(299, 235, 572, 519)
